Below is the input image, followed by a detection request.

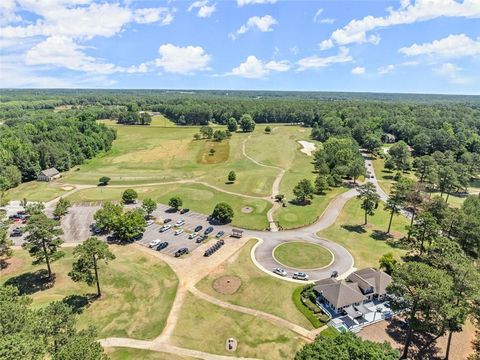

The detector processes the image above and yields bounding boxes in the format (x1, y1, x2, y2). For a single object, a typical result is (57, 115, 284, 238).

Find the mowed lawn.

(5, 181, 71, 202)
(105, 348, 194, 360)
(196, 239, 312, 329)
(318, 197, 408, 269)
(273, 242, 333, 269)
(171, 292, 306, 360)
(61, 125, 278, 197)
(1, 246, 178, 340)
(65, 183, 271, 230)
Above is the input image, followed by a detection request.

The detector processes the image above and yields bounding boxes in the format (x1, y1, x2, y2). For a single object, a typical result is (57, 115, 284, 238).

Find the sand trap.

(213, 276, 242, 295)
(241, 206, 253, 213)
(298, 140, 316, 156)
(62, 186, 74, 191)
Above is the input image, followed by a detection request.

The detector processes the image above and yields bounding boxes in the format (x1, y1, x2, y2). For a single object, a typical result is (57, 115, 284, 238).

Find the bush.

(292, 287, 324, 328)
(121, 189, 137, 204)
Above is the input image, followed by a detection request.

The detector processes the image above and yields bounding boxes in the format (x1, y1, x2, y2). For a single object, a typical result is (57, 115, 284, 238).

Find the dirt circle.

(241, 206, 253, 214)
(213, 276, 242, 295)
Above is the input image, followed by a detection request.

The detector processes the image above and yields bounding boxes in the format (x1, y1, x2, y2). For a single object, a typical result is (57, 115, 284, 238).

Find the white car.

(175, 220, 185, 227)
(188, 232, 199, 239)
(146, 220, 155, 226)
(174, 228, 184, 236)
(159, 224, 172, 232)
(148, 239, 162, 248)
(273, 268, 287, 277)
(293, 272, 309, 281)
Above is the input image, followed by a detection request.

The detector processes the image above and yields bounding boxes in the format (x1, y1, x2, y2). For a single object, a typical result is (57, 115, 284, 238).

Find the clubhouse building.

(314, 268, 394, 332)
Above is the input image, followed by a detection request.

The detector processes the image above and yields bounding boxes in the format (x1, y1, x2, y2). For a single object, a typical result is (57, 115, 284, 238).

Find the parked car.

(146, 220, 155, 226)
(174, 228, 184, 236)
(196, 235, 208, 243)
(175, 220, 185, 227)
(163, 218, 172, 224)
(155, 242, 169, 251)
(273, 268, 287, 277)
(293, 272, 309, 280)
(159, 224, 172, 232)
(331, 270, 338, 278)
(180, 208, 190, 214)
(204, 226, 214, 235)
(194, 225, 203, 232)
(10, 228, 23, 237)
(174, 247, 189, 257)
(188, 232, 199, 239)
(148, 239, 162, 248)
(215, 231, 225, 238)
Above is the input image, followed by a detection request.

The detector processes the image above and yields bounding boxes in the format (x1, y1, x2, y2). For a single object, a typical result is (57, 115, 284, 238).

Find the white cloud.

(313, 8, 335, 24)
(0, 0, 21, 25)
(134, 8, 174, 25)
(321, 0, 480, 47)
(378, 64, 395, 75)
(399, 34, 480, 58)
(434, 62, 470, 84)
(290, 46, 299, 55)
(297, 47, 353, 71)
(188, 1, 216, 18)
(319, 39, 334, 50)
(25, 36, 122, 74)
(237, 0, 277, 6)
(155, 43, 211, 74)
(351, 66, 365, 75)
(228, 56, 290, 78)
(231, 15, 277, 39)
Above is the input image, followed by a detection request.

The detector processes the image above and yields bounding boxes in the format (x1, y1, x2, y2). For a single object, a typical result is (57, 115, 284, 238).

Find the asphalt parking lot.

(137, 204, 234, 257)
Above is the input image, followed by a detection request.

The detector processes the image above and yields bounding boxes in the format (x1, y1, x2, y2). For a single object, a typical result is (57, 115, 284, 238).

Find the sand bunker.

(298, 140, 316, 156)
(213, 276, 242, 295)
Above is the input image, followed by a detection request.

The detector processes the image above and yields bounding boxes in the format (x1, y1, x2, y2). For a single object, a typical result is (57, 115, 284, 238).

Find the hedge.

(292, 286, 324, 328)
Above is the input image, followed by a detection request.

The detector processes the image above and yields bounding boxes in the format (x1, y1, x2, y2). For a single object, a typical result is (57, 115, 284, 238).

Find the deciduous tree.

(357, 182, 380, 225)
(211, 202, 234, 223)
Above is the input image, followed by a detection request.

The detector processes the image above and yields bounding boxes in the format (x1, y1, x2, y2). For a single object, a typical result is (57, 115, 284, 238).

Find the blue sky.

(1, 0, 479, 94)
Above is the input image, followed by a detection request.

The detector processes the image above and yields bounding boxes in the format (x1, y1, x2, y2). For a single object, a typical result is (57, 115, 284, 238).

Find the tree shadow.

(370, 230, 390, 241)
(4, 269, 55, 295)
(341, 224, 367, 234)
(288, 199, 311, 206)
(62, 293, 97, 314)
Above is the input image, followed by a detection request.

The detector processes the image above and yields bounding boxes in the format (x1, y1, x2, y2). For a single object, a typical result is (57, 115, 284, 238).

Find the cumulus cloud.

(435, 62, 470, 84)
(188, 0, 216, 18)
(399, 34, 480, 58)
(351, 66, 365, 75)
(155, 43, 211, 74)
(237, 0, 277, 6)
(230, 15, 277, 39)
(297, 47, 353, 71)
(134, 8, 174, 25)
(378, 64, 395, 75)
(228, 56, 290, 78)
(320, 0, 480, 47)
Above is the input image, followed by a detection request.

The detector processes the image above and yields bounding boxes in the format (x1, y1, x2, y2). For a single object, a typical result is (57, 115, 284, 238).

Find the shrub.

(292, 287, 323, 328)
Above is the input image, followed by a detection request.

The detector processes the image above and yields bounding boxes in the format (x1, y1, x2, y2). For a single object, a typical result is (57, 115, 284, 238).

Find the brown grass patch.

(212, 276, 242, 295)
(1, 256, 25, 276)
(197, 140, 230, 164)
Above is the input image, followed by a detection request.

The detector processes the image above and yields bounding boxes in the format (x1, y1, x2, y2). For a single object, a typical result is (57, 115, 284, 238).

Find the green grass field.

(318, 197, 408, 269)
(171, 292, 306, 360)
(273, 242, 333, 269)
(196, 239, 313, 329)
(5, 181, 71, 202)
(66, 183, 271, 230)
(105, 348, 194, 360)
(2, 246, 178, 340)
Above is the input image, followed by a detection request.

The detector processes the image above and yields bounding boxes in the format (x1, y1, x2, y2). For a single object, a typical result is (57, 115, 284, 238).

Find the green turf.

(5, 181, 70, 202)
(171, 292, 306, 360)
(273, 242, 333, 269)
(105, 348, 194, 360)
(318, 197, 408, 269)
(65, 183, 271, 230)
(196, 239, 313, 329)
(2, 246, 178, 340)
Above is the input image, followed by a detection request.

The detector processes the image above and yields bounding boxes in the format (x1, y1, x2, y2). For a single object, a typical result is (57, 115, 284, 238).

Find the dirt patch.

(241, 206, 253, 213)
(62, 186, 74, 191)
(212, 275, 242, 295)
(1, 256, 25, 276)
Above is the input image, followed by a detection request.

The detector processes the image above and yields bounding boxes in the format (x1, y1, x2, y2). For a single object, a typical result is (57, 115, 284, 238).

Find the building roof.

(39, 168, 60, 177)
(314, 268, 391, 309)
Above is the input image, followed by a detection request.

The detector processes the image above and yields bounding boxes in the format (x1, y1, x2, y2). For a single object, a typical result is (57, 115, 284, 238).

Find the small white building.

(37, 168, 61, 182)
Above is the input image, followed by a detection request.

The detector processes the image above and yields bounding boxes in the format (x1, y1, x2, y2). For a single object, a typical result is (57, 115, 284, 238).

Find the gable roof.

(352, 268, 392, 296)
(39, 168, 60, 177)
(314, 280, 367, 309)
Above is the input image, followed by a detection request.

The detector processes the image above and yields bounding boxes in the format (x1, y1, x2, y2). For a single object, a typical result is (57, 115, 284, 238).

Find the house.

(37, 168, 61, 182)
(314, 268, 392, 316)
